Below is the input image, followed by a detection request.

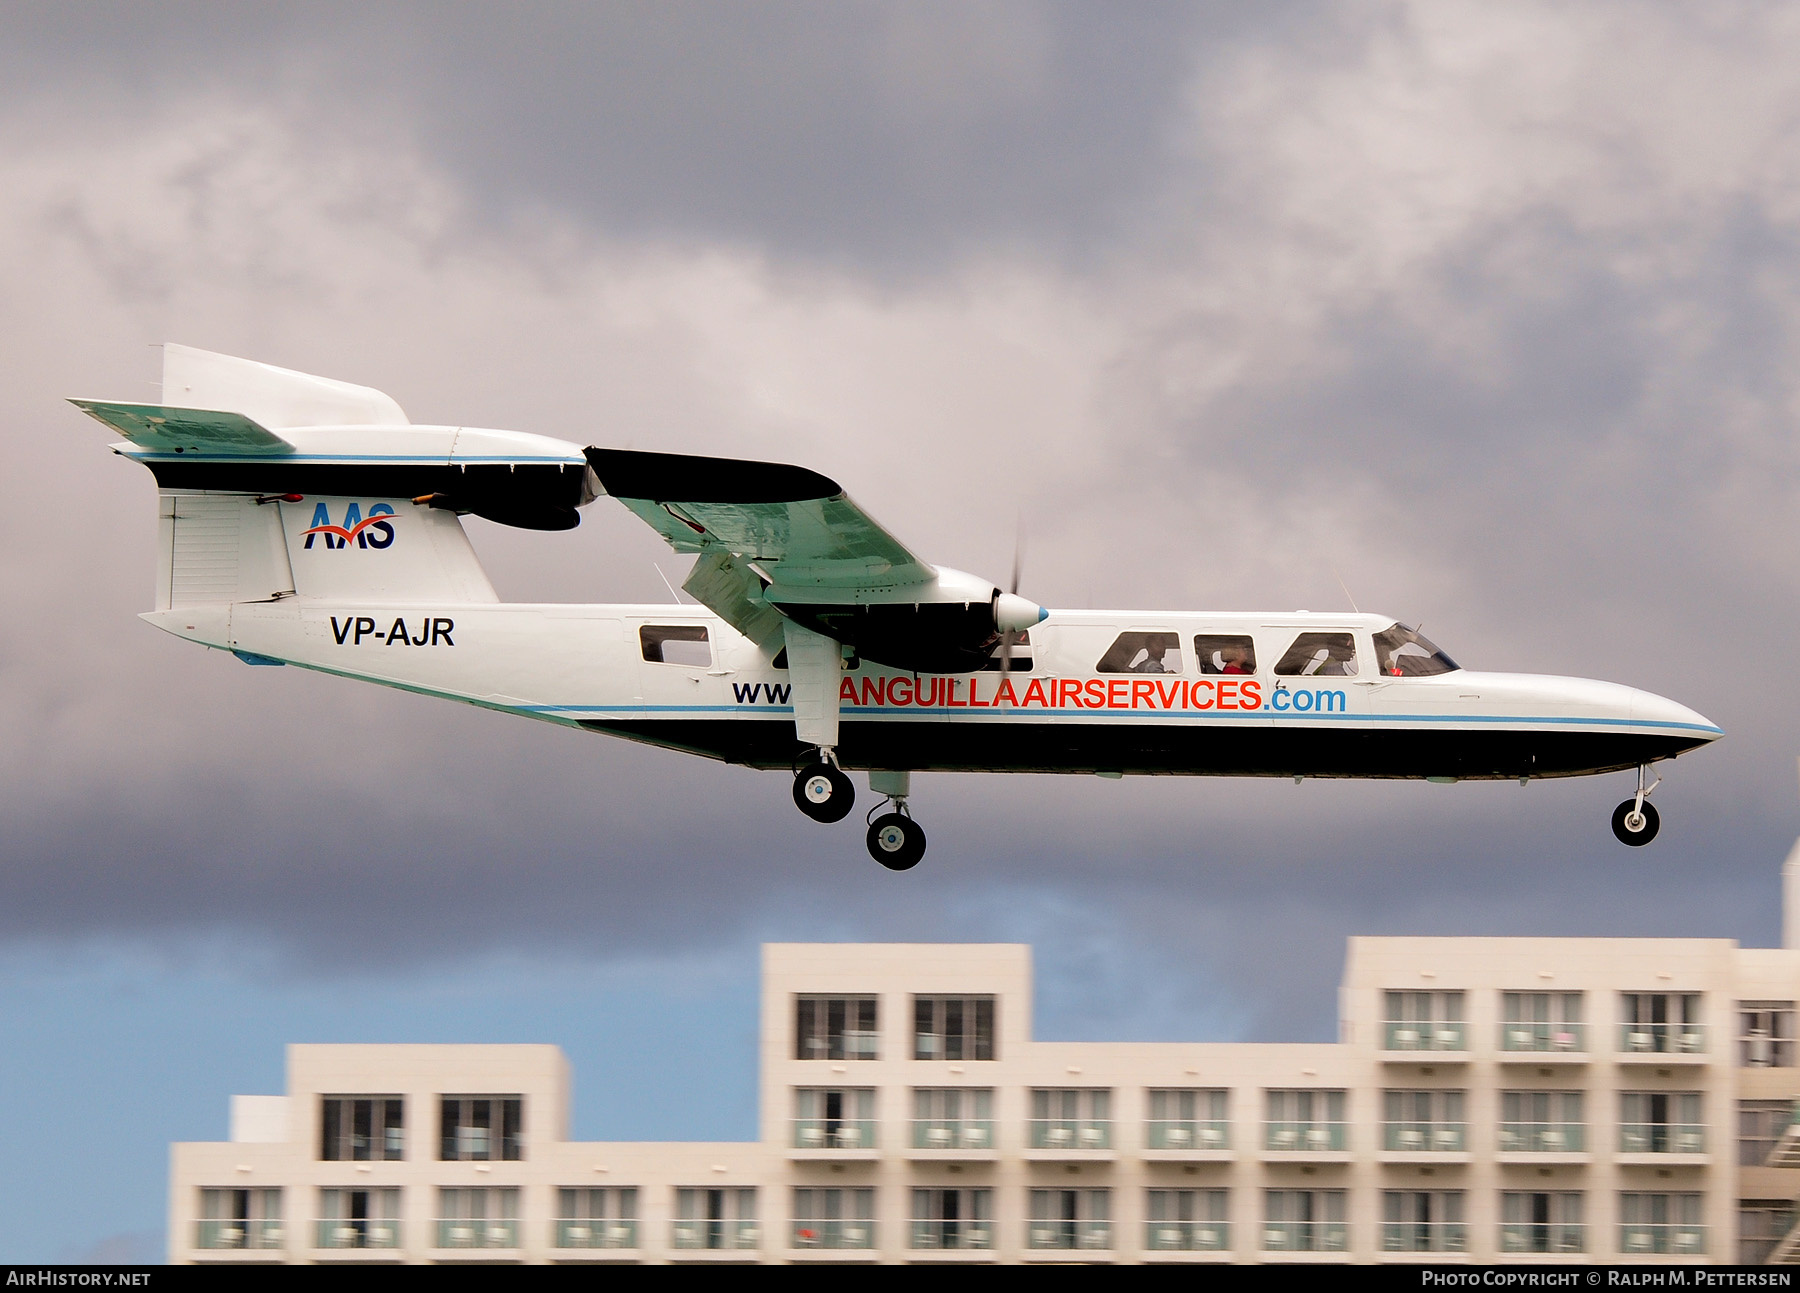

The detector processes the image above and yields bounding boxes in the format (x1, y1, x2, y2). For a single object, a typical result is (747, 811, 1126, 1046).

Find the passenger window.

(979, 630, 1033, 672)
(1372, 623, 1459, 677)
(640, 624, 711, 667)
(1273, 631, 1358, 677)
(1096, 631, 1183, 674)
(1194, 635, 1257, 675)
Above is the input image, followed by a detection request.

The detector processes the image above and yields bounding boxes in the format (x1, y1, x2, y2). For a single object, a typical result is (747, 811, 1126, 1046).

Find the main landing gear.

(1611, 764, 1661, 847)
(791, 758, 928, 870)
(793, 754, 855, 823)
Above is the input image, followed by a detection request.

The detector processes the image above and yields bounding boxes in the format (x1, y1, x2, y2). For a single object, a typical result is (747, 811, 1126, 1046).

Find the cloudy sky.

(5, 0, 1800, 1261)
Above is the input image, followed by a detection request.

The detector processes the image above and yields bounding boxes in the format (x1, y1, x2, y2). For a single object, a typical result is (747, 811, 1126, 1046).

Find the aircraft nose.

(1631, 689, 1722, 741)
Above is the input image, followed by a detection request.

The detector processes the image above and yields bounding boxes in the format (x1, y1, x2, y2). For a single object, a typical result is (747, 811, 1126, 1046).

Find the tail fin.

(77, 345, 596, 618)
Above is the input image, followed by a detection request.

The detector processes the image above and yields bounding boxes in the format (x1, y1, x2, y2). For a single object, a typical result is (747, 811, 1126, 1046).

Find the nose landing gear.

(1611, 764, 1661, 846)
(793, 751, 855, 823)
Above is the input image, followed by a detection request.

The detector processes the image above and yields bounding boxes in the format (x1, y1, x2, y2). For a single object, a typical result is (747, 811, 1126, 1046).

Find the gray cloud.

(2, 0, 1800, 1045)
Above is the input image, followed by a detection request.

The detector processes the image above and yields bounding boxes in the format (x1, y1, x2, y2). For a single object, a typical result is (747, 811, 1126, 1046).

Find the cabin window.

(1273, 632, 1358, 677)
(1372, 624, 1458, 677)
(640, 624, 711, 667)
(1194, 635, 1257, 675)
(1096, 631, 1183, 675)
(979, 630, 1033, 671)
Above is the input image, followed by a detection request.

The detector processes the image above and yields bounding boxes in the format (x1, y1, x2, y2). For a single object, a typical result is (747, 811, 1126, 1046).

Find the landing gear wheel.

(1611, 798, 1661, 847)
(866, 812, 927, 870)
(794, 763, 854, 823)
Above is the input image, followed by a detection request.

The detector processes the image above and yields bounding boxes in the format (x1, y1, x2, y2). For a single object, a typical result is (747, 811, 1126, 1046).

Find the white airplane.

(74, 346, 1721, 869)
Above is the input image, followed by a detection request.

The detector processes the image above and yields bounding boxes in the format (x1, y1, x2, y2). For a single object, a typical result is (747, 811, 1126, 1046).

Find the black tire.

(1611, 799, 1660, 847)
(793, 763, 855, 823)
(866, 812, 927, 871)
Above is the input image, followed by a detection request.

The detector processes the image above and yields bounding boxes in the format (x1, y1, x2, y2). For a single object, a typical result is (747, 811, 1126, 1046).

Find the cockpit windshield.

(1372, 623, 1458, 677)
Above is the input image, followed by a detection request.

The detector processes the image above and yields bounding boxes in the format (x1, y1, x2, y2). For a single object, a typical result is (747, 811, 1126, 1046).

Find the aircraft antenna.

(1331, 565, 1360, 613)
(652, 563, 684, 605)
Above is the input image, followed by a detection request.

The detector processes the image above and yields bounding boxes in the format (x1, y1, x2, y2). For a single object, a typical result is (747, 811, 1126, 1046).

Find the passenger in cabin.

(1195, 634, 1257, 675)
(1220, 644, 1254, 674)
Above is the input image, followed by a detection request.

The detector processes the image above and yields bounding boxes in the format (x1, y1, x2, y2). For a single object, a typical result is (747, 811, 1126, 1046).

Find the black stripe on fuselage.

(574, 718, 1708, 778)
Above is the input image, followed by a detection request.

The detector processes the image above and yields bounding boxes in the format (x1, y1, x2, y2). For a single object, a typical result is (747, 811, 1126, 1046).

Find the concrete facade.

(170, 899, 1800, 1263)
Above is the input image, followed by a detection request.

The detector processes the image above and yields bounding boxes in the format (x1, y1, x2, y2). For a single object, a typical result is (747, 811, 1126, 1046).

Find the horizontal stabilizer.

(69, 400, 292, 454)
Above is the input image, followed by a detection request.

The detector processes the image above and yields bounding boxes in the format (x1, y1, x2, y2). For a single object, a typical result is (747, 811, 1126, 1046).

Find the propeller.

(992, 532, 1044, 672)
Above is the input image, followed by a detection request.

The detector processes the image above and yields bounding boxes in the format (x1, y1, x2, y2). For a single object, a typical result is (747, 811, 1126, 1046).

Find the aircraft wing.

(586, 447, 935, 592)
(70, 399, 294, 454)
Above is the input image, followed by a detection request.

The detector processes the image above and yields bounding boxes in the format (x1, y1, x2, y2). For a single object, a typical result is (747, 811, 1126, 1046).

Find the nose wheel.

(793, 756, 855, 823)
(1611, 764, 1662, 846)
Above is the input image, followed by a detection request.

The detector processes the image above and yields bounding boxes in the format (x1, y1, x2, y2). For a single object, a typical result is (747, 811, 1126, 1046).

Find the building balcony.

(1383, 1021, 1467, 1055)
(908, 1119, 995, 1158)
(195, 1219, 284, 1251)
(1262, 1221, 1347, 1253)
(554, 1218, 637, 1250)
(791, 1119, 876, 1155)
(791, 1220, 877, 1252)
(1500, 1223, 1586, 1255)
(1144, 1220, 1230, 1253)
(1263, 1121, 1349, 1158)
(435, 1218, 518, 1250)
(314, 1219, 400, 1251)
(1617, 1024, 1707, 1061)
(1381, 1122, 1467, 1154)
(1026, 1221, 1111, 1253)
(1144, 1119, 1230, 1156)
(1618, 1223, 1706, 1256)
(909, 1219, 994, 1252)
(1497, 1122, 1587, 1157)
(1025, 1119, 1113, 1157)
(671, 1219, 759, 1252)
(1617, 1123, 1706, 1158)
(1381, 1221, 1467, 1254)
(1498, 1022, 1588, 1060)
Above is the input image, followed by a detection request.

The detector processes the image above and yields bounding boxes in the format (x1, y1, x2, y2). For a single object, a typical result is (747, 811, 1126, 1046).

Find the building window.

(316, 1188, 400, 1250)
(1619, 1091, 1704, 1154)
(792, 1087, 875, 1149)
(1028, 1189, 1111, 1251)
(438, 1096, 523, 1161)
(1146, 1189, 1228, 1252)
(1383, 1191, 1466, 1253)
(639, 624, 710, 667)
(1739, 1001, 1796, 1067)
(1383, 1089, 1466, 1152)
(1620, 992, 1705, 1054)
(794, 995, 878, 1060)
(911, 1087, 994, 1150)
(1500, 991, 1585, 1052)
(1265, 1089, 1347, 1151)
(1383, 991, 1466, 1051)
(673, 1187, 757, 1251)
(1739, 1200, 1797, 1265)
(1619, 1192, 1705, 1255)
(1500, 1191, 1584, 1254)
(436, 1188, 519, 1250)
(912, 995, 995, 1060)
(319, 1096, 403, 1162)
(1499, 1090, 1584, 1152)
(1030, 1088, 1112, 1149)
(792, 1187, 875, 1250)
(197, 1188, 282, 1251)
(1146, 1088, 1229, 1150)
(555, 1188, 637, 1250)
(1739, 1100, 1795, 1167)
(911, 1188, 992, 1250)
(1264, 1189, 1346, 1252)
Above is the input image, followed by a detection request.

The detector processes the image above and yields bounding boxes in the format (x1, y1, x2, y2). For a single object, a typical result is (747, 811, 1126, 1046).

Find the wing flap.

(71, 400, 293, 454)
(588, 447, 934, 589)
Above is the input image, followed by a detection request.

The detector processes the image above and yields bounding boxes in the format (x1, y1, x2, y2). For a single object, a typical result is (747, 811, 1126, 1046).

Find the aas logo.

(303, 501, 395, 550)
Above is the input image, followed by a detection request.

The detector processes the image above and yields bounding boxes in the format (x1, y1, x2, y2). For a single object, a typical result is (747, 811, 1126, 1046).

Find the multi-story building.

(169, 850, 1800, 1264)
